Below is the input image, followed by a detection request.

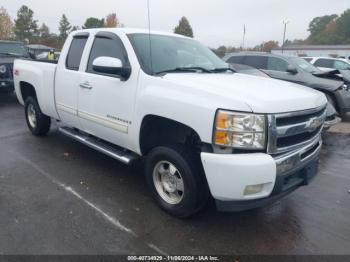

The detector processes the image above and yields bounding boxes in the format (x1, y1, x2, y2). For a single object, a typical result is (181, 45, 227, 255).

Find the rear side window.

(243, 56, 268, 69)
(267, 57, 289, 72)
(66, 37, 88, 70)
(227, 56, 245, 64)
(87, 35, 129, 74)
(303, 58, 312, 62)
(314, 58, 334, 68)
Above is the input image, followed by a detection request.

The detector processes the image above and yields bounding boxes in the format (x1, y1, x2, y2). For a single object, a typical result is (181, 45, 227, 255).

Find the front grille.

(276, 127, 322, 148)
(268, 106, 326, 155)
(276, 108, 326, 126)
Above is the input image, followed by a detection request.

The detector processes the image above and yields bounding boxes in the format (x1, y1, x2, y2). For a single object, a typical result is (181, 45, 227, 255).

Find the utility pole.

(242, 24, 246, 51)
(282, 20, 289, 54)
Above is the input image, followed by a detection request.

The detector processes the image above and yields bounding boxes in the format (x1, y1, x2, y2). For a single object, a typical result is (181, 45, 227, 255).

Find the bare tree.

(105, 13, 120, 28)
(0, 6, 14, 40)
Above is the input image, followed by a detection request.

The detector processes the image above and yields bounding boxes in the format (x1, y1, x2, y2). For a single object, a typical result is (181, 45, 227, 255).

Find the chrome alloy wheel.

(27, 103, 37, 128)
(152, 161, 184, 205)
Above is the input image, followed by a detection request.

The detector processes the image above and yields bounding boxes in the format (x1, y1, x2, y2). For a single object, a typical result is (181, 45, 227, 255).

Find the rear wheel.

(25, 97, 51, 136)
(145, 145, 209, 218)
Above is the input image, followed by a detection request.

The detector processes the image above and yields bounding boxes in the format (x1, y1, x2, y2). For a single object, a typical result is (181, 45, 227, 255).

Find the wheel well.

(140, 115, 202, 155)
(20, 82, 37, 102)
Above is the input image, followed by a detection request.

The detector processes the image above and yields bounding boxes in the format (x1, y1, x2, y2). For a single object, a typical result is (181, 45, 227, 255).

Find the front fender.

(129, 76, 252, 154)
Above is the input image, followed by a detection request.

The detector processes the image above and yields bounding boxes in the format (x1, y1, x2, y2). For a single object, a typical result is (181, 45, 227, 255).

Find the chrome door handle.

(80, 82, 93, 89)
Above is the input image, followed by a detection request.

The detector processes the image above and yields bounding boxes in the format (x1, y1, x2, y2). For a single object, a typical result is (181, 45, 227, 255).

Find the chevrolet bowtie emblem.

(308, 117, 322, 132)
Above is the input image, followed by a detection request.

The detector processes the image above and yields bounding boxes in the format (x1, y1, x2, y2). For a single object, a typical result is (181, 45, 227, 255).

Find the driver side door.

(77, 31, 136, 149)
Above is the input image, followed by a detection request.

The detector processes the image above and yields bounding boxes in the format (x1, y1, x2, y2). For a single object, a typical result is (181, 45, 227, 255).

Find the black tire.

(24, 97, 51, 136)
(145, 145, 209, 218)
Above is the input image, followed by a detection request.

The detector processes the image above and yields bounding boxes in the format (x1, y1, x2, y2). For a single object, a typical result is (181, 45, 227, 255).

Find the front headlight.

(213, 110, 266, 149)
(0, 65, 7, 74)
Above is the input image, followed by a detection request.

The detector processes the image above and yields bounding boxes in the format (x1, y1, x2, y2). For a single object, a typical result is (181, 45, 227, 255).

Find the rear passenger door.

(55, 33, 89, 128)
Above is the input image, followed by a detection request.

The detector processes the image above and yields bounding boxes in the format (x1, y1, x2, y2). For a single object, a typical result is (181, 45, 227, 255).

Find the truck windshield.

(0, 42, 28, 57)
(128, 33, 228, 75)
(290, 57, 321, 74)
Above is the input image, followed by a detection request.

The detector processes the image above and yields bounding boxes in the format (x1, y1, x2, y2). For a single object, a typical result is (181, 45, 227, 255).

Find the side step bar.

(59, 127, 139, 165)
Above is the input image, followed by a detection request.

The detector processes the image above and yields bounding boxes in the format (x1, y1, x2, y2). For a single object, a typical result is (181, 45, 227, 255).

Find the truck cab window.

(87, 36, 128, 74)
(66, 37, 88, 70)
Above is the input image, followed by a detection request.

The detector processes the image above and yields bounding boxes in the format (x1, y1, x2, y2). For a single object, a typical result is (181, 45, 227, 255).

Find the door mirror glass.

(92, 56, 131, 79)
(286, 65, 298, 74)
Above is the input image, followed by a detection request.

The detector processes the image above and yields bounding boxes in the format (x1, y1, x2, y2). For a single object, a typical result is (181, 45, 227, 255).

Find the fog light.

(244, 184, 264, 196)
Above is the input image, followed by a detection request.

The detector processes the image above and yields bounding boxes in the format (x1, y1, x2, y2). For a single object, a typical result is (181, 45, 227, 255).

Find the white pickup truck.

(14, 28, 327, 217)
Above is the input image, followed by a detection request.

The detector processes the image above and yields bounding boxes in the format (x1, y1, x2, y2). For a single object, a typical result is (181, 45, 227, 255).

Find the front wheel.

(145, 146, 209, 218)
(25, 97, 51, 136)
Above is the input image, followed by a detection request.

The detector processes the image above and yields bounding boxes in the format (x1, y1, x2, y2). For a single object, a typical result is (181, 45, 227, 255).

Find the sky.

(2, 0, 350, 48)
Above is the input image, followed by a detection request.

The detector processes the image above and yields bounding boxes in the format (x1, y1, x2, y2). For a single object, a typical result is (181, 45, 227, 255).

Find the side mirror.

(286, 65, 298, 74)
(92, 56, 131, 80)
(28, 52, 36, 60)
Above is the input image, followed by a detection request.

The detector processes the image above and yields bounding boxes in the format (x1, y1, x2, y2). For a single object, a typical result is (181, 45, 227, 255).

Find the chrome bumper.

(324, 117, 341, 130)
(275, 134, 322, 176)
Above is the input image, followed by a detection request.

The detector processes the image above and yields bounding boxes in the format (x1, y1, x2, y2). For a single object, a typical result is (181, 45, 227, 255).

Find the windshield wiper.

(209, 67, 236, 73)
(155, 66, 212, 75)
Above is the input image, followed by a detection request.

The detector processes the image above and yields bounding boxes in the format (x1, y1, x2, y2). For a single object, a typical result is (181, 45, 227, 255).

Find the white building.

(271, 45, 350, 59)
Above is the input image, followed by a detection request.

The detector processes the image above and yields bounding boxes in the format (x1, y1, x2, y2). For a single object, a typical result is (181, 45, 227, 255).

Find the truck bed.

(14, 59, 59, 119)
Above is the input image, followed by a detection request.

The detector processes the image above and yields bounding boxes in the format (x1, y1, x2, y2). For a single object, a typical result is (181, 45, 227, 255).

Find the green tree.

(213, 46, 227, 58)
(59, 14, 72, 40)
(307, 14, 339, 44)
(70, 25, 81, 32)
(308, 14, 338, 36)
(0, 6, 13, 40)
(13, 5, 38, 42)
(336, 9, 350, 43)
(174, 17, 194, 38)
(82, 17, 105, 29)
(38, 23, 50, 38)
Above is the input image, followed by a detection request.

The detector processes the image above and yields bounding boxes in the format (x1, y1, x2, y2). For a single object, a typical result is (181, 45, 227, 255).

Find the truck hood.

(162, 73, 327, 114)
(0, 57, 16, 64)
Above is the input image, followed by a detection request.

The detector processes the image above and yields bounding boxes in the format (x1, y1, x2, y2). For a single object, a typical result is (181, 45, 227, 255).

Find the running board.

(59, 127, 138, 165)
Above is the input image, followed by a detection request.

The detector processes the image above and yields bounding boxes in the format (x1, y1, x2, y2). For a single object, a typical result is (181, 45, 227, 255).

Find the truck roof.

(0, 40, 24, 44)
(224, 51, 297, 60)
(71, 27, 189, 39)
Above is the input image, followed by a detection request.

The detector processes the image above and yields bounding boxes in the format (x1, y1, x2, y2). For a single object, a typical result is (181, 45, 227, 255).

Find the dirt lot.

(0, 93, 349, 255)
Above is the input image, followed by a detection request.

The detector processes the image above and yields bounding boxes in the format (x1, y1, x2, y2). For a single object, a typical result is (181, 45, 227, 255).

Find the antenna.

(147, 0, 154, 74)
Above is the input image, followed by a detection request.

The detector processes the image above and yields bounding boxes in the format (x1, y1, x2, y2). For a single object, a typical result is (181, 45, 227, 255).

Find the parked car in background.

(304, 57, 350, 72)
(14, 28, 327, 217)
(0, 40, 30, 93)
(229, 63, 340, 129)
(36, 51, 61, 61)
(224, 52, 350, 116)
